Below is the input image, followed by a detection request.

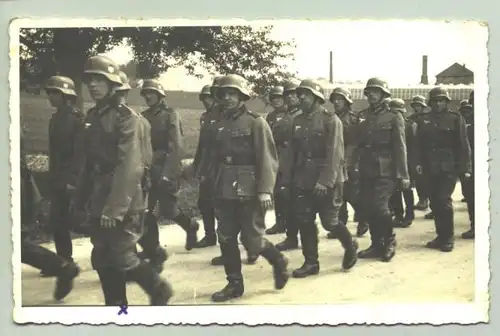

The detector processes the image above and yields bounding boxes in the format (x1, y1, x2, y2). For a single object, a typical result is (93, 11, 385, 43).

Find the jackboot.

(211, 255, 225, 266)
(212, 241, 244, 302)
(260, 241, 289, 290)
(276, 237, 299, 251)
(245, 253, 259, 265)
(415, 199, 429, 210)
(424, 211, 434, 219)
(381, 231, 397, 262)
(54, 260, 80, 301)
(97, 268, 128, 306)
(150, 246, 169, 274)
(358, 221, 383, 259)
(356, 222, 369, 237)
(331, 224, 359, 270)
(265, 220, 286, 235)
(293, 224, 320, 278)
(462, 222, 475, 239)
(195, 210, 217, 248)
(173, 213, 199, 251)
(195, 234, 217, 248)
(211, 276, 244, 302)
(127, 262, 173, 305)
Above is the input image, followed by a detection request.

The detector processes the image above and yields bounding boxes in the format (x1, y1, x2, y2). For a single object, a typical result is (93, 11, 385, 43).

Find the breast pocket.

(231, 128, 253, 154)
(373, 124, 392, 144)
(310, 130, 326, 157)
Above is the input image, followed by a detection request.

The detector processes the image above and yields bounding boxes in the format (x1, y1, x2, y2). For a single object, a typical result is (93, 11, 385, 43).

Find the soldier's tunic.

(461, 109, 474, 227)
(265, 106, 301, 231)
(73, 97, 147, 271)
(355, 104, 409, 246)
(390, 114, 418, 221)
(336, 109, 361, 225)
(416, 110, 471, 242)
(212, 104, 278, 278)
(192, 103, 222, 235)
(408, 111, 429, 202)
(48, 105, 85, 261)
(289, 105, 351, 265)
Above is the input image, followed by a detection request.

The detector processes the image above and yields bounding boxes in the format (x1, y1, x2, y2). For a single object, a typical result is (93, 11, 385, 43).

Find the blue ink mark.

(118, 304, 128, 315)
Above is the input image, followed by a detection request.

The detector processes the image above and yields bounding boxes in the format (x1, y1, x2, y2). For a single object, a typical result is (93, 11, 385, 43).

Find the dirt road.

(20, 188, 475, 306)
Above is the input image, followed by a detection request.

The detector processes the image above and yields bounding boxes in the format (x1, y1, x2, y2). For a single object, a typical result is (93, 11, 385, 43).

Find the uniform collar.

(368, 103, 386, 115)
(303, 103, 322, 119)
(224, 104, 246, 120)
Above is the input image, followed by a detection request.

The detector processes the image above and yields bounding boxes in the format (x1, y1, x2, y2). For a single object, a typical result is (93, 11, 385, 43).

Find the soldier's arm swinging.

(392, 113, 410, 182)
(455, 115, 472, 175)
(101, 111, 144, 221)
(252, 117, 279, 196)
(317, 115, 344, 188)
(161, 110, 183, 180)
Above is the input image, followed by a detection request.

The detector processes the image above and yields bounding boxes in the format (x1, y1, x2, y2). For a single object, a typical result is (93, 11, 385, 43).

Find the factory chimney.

(420, 55, 429, 85)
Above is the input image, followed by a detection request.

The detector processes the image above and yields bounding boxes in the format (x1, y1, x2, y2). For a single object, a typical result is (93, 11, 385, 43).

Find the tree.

(20, 25, 297, 107)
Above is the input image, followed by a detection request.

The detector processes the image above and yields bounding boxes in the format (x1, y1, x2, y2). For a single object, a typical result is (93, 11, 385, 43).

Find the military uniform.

(328, 87, 368, 239)
(355, 78, 409, 262)
(264, 86, 290, 235)
(138, 79, 198, 268)
(389, 98, 417, 227)
(45, 76, 84, 267)
(288, 80, 358, 278)
(193, 82, 223, 248)
(20, 135, 80, 301)
(461, 91, 475, 239)
(415, 87, 472, 251)
(211, 74, 288, 302)
(74, 56, 172, 306)
(409, 95, 430, 211)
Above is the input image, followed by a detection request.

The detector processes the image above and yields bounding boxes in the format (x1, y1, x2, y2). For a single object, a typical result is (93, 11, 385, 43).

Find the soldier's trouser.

(390, 188, 415, 218)
(415, 174, 429, 201)
(339, 173, 360, 224)
(358, 177, 396, 244)
(426, 173, 457, 241)
(462, 173, 474, 227)
(198, 179, 216, 236)
(214, 199, 268, 280)
(90, 212, 145, 306)
(292, 185, 353, 264)
(21, 239, 65, 273)
(273, 183, 289, 229)
(49, 189, 73, 261)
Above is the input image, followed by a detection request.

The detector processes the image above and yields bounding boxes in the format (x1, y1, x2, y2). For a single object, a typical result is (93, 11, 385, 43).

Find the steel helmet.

(199, 85, 212, 100)
(141, 78, 166, 97)
(116, 71, 131, 92)
(459, 99, 469, 107)
(83, 55, 122, 85)
(218, 74, 251, 101)
(44, 76, 77, 96)
(329, 87, 353, 104)
(364, 77, 391, 96)
(410, 95, 427, 108)
(283, 80, 299, 93)
(296, 79, 325, 104)
(428, 87, 451, 102)
(389, 98, 406, 113)
(268, 86, 284, 98)
(210, 75, 224, 97)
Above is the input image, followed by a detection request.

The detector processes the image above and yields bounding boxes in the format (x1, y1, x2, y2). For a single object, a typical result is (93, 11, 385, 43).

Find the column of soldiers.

(21, 52, 474, 304)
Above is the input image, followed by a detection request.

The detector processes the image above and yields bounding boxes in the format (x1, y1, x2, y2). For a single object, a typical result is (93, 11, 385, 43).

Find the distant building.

(435, 63, 474, 85)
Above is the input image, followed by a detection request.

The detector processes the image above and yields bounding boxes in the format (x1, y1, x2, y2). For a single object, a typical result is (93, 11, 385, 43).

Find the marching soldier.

(210, 74, 289, 302)
(327, 87, 368, 238)
(21, 135, 79, 300)
(264, 85, 289, 236)
(43, 75, 84, 277)
(461, 90, 475, 239)
(355, 77, 409, 262)
(458, 99, 471, 203)
(193, 82, 220, 249)
(409, 95, 431, 212)
(415, 87, 472, 252)
(289, 79, 358, 278)
(273, 80, 303, 251)
(72, 55, 172, 305)
(388, 98, 417, 228)
(138, 78, 199, 272)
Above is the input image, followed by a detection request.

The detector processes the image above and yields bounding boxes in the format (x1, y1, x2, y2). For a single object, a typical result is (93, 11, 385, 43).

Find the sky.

(104, 20, 487, 92)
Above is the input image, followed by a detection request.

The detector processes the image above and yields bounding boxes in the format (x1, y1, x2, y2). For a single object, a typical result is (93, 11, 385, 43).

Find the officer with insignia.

(264, 85, 289, 236)
(288, 79, 359, 278)
(138, 78, 199, 272)
(72, 55, 172, 305)
(210, 74, 289, 302)
(415, 87, 472, 252)
(355, 77, 409, 262)
(21, 135, 80, 301)
(272, 80, 303, 251)
(460, 90, 475, 239)
(327, 87, 368, 238)
(193, 81, 221, 249)
(43, 75, 84, 277)
(388, 98, 417, 228)
(409, 95, 431, 212)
